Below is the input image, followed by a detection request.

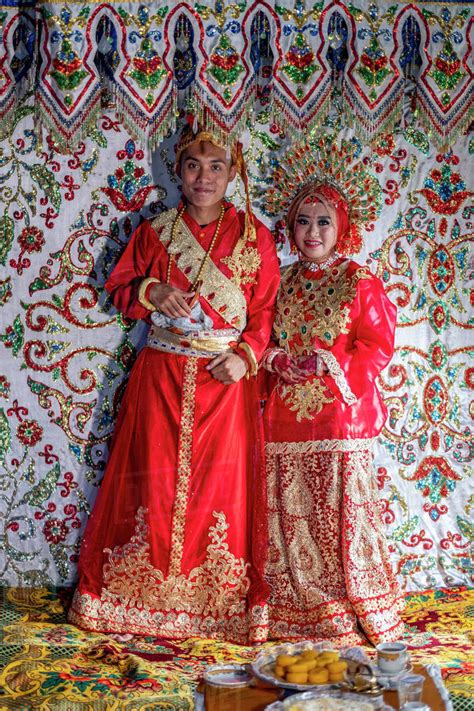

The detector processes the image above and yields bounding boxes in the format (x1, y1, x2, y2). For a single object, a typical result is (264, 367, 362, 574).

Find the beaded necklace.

(166, 204, 226, 289)
(302, 251, 340, 272)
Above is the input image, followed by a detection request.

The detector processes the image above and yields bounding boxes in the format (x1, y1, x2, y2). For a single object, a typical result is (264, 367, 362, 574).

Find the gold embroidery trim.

(169, 357, 198, 575)
(278, 378, 335, 422)
(138, 277, 160, 311)
(69, 591, 267, 643)
(151, 210, 248, 331)
(100, 507, 250, 616)
(315, 349, 357, 405)
(221, 238, 261, 287)
(274, 261, 371, 354)
(265, 438, 376, 454)
(148, 325, 238, 356)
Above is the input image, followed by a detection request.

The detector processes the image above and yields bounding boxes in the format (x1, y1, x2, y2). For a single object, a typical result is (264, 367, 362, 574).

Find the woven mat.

(0, 586, 472, 710)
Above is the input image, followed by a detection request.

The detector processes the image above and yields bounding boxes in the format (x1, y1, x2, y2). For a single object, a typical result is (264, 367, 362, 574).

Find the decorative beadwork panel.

(0, 1, 472, 592)
(0, 1, 472, 150)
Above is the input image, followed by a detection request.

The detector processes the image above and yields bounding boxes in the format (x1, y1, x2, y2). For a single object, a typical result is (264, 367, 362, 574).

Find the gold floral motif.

(264, 444, 404, 643)
(69, 591, 268, 644)
(151, 210, 248, 330)
(99, 507, 250, 617)
(278, 378, 335, 421)
(274, 261, 371, 354)
(169, 357, 198, 575)
(221, 238, 261, 286)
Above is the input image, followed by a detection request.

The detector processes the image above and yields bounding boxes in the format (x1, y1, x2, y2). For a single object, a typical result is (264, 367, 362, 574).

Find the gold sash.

(151, 209, 248, 331)
(147, 325, 240, 358)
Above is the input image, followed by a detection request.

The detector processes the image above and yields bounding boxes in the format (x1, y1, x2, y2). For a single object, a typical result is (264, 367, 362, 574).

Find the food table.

(199, 663, 450, 710)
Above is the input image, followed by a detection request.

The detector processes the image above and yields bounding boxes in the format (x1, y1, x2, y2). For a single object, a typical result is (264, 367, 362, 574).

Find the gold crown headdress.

(263, 136, 382, 252)
(175, 115, 239, 164)
(175, 115, 256, 241)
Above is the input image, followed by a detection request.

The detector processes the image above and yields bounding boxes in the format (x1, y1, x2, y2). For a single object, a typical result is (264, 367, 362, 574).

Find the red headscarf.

(286, 181, 361, 254)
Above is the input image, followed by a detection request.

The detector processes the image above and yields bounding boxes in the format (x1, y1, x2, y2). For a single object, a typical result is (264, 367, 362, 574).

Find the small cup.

(397, 674, 425, 708)
(376, 641, 408, 674)
(203, 663, 252, 688)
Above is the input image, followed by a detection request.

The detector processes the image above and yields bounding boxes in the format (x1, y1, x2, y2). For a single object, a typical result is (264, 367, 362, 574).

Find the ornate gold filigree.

(101, 507, 250, 617)
(221, 238, 261, 286)
(278, 378, 335, 422)
(274, 261, 371, 354)
(151, 210, 248, 330)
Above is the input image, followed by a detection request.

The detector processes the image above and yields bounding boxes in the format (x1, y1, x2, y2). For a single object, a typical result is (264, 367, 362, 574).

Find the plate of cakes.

(251, 641, 368, 692)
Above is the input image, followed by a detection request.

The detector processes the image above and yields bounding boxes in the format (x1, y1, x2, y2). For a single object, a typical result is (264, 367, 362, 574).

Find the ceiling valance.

(1, 1, 472, 151)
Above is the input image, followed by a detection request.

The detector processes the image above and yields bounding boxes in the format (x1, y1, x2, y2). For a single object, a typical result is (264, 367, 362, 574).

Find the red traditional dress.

(263, 256, 405, 646)
(68, 202, 280, 643)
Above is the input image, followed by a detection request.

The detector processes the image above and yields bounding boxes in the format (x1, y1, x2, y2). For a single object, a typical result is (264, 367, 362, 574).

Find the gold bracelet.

(138, 277, 160, 311)
(238, 342, 258, 377)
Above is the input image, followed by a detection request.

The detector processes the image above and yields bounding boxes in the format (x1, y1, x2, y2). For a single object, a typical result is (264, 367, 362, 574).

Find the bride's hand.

(273, 353, 309, 384)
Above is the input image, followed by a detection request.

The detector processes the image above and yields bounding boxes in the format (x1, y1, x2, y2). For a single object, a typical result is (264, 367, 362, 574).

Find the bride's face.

(293, 200, 338, 263)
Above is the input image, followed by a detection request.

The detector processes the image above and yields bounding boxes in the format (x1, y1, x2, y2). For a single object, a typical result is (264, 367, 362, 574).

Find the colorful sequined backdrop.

(0, 1, 472, 592)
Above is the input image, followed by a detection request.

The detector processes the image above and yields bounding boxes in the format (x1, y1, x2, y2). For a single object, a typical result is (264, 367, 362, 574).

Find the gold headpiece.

(175, 115, 239, 164)
(263, 135, 382, 252)
(175, 117, 255, 241)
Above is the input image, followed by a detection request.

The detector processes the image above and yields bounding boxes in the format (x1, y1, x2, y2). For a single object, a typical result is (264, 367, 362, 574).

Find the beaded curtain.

(0, 0, 472, 591)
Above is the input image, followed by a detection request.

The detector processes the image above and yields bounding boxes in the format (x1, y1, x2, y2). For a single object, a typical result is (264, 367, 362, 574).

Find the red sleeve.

(105, 221, 166, 320)
(240, 219, 280, 362)
(324, 274, 397, 400)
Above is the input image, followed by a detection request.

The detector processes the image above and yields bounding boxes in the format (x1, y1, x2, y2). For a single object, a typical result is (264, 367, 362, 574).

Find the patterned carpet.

(0, 586, 472, 710)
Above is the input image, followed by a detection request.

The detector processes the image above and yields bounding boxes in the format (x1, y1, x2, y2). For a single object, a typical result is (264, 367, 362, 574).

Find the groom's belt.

(147, 325, 241, 358)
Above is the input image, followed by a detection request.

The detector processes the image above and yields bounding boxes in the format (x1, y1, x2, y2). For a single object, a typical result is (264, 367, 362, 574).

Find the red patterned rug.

(0, 586, 472, 709)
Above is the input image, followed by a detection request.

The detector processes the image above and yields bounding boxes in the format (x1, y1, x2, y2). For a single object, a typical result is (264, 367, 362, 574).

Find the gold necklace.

(166, 204, 226, 290)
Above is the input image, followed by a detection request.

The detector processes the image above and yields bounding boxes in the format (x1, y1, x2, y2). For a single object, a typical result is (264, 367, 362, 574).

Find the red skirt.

(263, 440, 405, 646)
(68, 347, 269, 643)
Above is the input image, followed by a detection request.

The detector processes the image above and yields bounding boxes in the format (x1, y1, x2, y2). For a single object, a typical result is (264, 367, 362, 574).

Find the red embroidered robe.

(68, 203, 280, 643)
(262, 258, 405, 645)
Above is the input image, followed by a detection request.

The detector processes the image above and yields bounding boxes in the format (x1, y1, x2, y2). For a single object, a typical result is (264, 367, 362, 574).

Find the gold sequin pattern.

(151, 210, 248, 330)
(169, 357, 198, 576)
(278, 377, 335, 422)
(221, 238, 261, 286)
(274, 261, 371, 354)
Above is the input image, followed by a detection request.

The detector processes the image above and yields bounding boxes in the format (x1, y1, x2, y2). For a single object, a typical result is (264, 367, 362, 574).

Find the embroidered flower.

(43, 518, 69, 544)
(17, 419, 43, 446)
(18, 226, 45, 254)
(374, 134, 395, 156)
(0, 375, 10, 398)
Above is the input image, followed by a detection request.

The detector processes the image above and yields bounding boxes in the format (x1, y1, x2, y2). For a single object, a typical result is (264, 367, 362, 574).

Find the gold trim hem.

(68, 595, 269, 644)
(265, 438, 376, 454)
